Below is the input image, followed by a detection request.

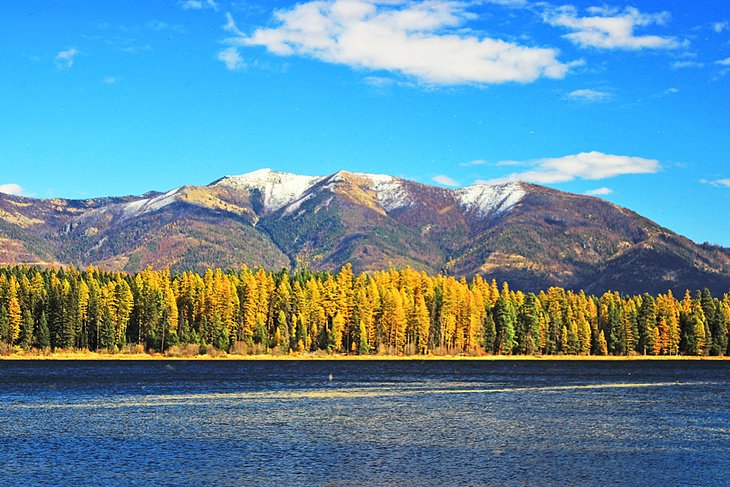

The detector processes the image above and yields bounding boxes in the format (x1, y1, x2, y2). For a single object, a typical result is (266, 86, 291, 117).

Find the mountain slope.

(1, 169, 728, 295)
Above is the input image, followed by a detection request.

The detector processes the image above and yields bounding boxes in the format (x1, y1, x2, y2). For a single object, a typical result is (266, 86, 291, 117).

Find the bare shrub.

(165, 343, 201, 358)
(229, 341, 250, 355)
(121, 344, 146, 355)
(0, 343, 15, 356)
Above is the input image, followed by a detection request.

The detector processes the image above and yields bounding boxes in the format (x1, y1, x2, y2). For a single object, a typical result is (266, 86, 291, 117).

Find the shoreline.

(2, 352, 729, 361)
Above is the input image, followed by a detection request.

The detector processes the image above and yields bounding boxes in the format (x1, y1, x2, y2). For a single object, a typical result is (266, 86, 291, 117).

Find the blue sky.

(1, 0, 729, 245)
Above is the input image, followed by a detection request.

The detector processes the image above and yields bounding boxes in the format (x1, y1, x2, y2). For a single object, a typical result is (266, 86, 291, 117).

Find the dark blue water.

(1, 360, 728, 486)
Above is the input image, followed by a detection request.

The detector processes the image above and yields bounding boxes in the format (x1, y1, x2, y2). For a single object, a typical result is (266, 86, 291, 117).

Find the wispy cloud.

(363, 76, 416, 88)
(0, 183, 23, 196)
(544, 6, 683, 50)
(55, 48, 78, 69)
(479, 151, 661, 185)
(585, 187, 613, 196)
(146, 20, 185, 33)
(671, 60, 704, 69)
(701, 178, 730, 188)
(459, 159, 488, 167)
(180, 0, 218, 10)
(483, 0, 529, 5)
(566, 88, 611, 102)
(432, 175, 460, 187)
(224, 0, 575, 85)
(218, 47, 245, 70)
(716, 58, 730, 66)
(712, 21, 728, 33)
(103, 76, 120, 84)
(495, 160, 526, 167)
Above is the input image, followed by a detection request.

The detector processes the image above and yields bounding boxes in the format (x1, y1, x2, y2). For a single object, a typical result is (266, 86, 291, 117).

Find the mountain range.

(1, 168, 729, 295)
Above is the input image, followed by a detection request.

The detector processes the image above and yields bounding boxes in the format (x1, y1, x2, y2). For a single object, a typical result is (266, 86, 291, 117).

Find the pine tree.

(36, 310, 50, 350)
(357, 319, 370, 355)
(7, 291, 21, 344)
(700, 289, 715, 354)
(597, 330, 608, 356)
(0, 305, 9, 345)
(637, 293, 657, 355)
(329, 312, 344, 353)
(19, 307, 33, 349)
(710, 301, 728, 356)
(482, 308, 496, 353)
(415, 293, 430, 354)
(493, 294, 516, 355)
(516, 293, 541, 354)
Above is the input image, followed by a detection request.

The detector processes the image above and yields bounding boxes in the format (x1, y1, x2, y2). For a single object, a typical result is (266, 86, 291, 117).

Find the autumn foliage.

(0, 264, 728, 356)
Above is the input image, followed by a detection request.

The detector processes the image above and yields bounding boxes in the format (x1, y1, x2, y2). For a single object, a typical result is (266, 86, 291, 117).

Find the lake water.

(1, 360, 728, 486)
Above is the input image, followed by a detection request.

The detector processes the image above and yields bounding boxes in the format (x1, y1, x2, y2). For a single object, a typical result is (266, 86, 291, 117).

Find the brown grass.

(1, 349, 728, 361)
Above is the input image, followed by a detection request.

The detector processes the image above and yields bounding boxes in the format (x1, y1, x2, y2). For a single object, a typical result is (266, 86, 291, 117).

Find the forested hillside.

(2, 170, 730, 296)
(0, 264, 727, 357)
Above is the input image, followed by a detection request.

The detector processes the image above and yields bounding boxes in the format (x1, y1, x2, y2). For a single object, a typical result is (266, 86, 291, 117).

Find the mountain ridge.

(1, 168, 729, 295)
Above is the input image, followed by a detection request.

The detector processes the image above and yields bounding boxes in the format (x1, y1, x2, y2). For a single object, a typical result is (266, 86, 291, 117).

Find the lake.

(1, 360, 728, 486)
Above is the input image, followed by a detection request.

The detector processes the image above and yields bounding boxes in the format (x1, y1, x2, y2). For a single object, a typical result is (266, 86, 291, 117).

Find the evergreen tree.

(637, 293, 657, 355)
(493, 294, 516, 355)
(516, 293, 541, 354)
(482, 308, 496, 353)
(597, 330, 608, 356)
(709, 301, 728, 356)
(357, 319, 370, 355)
(36, 310, 50, 350)
(0, 305, 9, 344)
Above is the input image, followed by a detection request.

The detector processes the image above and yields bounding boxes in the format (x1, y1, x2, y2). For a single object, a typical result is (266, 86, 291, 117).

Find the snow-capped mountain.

(213, 169, 325, 213)
(211, 168, 527, 219)
(1, 169, 729, 295)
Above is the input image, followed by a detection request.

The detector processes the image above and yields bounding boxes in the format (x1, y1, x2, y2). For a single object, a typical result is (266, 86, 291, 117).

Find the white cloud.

(0, 183, 23, 196)
(585, 187, 613, 196)
(226, 0, 574, 85)
(671, 60, 704, 69)
(482, 0, 529, 5)
(224, 12, 244, 36)
(716, 58, 730, 66)
(459, 158, 528, 168)
(55, 48, 78, 69)
(544, 6, 682, 50)
(363, 75, 415, 88)
(712, 21, 728, 33)
(701, 178, 730, 188)
(432, 174, 460, 187)
(103, 76, 119, 84)
(495, 160, 526, 167)
(567, 88, 611, 102)
(146, 20, 185, 33)
(480, 151, 661, 185)
(459, 159, 487, 167)
(663, 87, 679, 95)
(181, 0, 218, 10)
(218, 47, 245, 70)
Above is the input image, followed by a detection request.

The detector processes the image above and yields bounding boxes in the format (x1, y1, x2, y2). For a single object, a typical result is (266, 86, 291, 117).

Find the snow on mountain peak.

(362, 174, 410, 212)
(216, 169, 325, 212)
(121, 188, 181, 219)
(456, 181, 525, 218)
(212, 169, 522, 217)
(324, 171, 410, 212)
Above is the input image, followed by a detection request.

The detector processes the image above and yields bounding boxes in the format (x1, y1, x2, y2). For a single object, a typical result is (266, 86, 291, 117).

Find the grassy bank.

(2, 349, 729, 361)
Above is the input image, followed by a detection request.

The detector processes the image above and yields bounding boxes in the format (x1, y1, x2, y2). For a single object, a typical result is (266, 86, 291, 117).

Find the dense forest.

(0, 264, 728, 357)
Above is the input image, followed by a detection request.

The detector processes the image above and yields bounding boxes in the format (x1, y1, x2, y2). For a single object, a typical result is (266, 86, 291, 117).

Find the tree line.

(0, 264, 728, 356)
